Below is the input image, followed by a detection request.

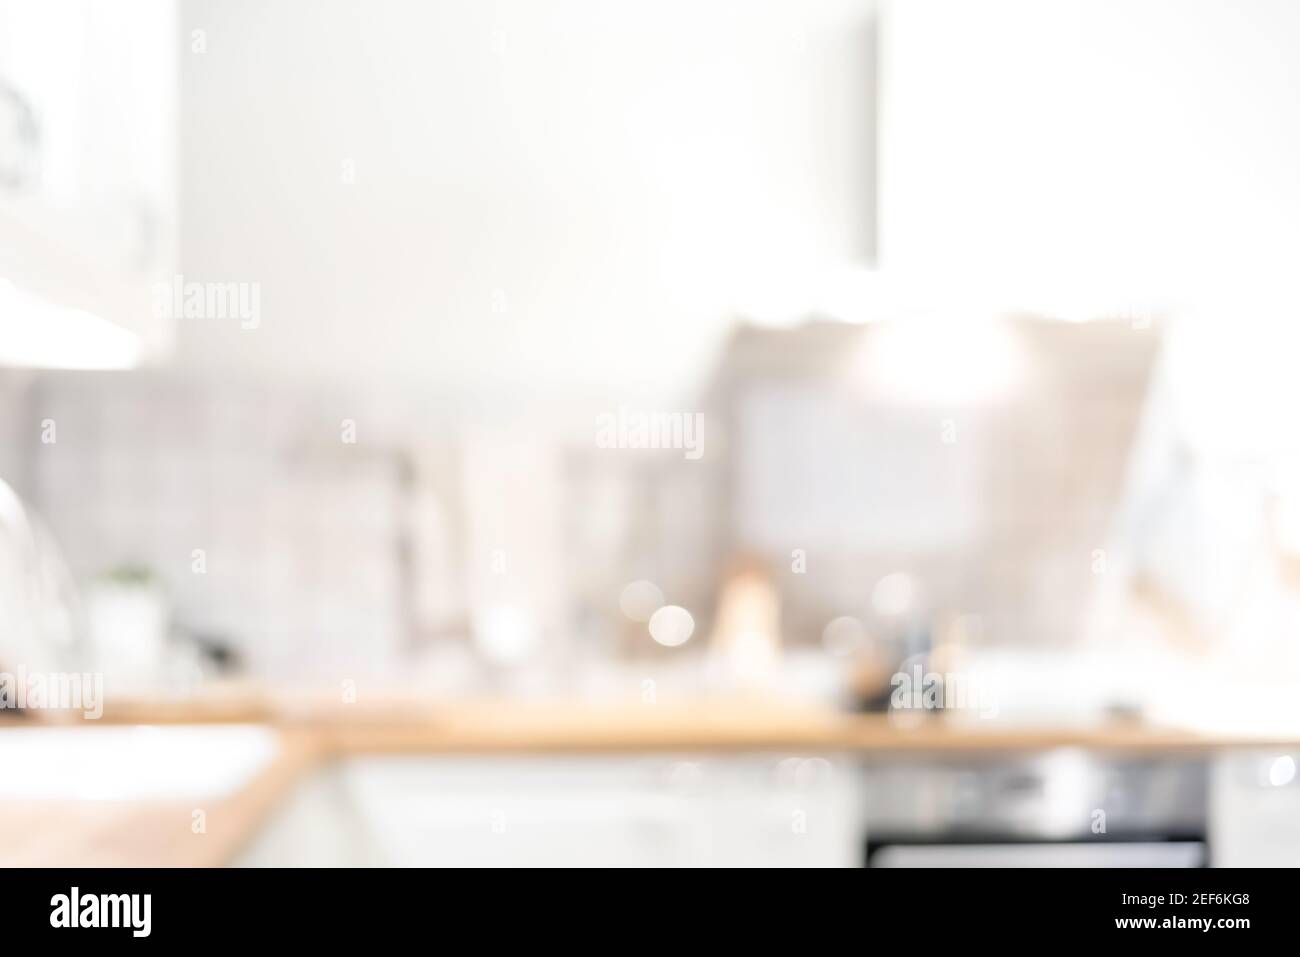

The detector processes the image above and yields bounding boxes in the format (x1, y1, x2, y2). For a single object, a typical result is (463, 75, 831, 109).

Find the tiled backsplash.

(0, 318, 1159, 684)
(0, 370, 717, 681)
(3, 372, 411, 675)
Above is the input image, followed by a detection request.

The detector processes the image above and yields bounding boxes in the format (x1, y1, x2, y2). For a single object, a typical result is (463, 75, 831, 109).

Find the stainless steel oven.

(863, 751, 1208, 867)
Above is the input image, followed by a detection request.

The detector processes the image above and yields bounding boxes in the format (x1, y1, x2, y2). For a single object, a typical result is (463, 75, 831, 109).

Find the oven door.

(863, 754, 1208, 867)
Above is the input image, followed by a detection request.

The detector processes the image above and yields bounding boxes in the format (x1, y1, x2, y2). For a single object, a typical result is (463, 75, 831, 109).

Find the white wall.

(178, 0, 877, 396)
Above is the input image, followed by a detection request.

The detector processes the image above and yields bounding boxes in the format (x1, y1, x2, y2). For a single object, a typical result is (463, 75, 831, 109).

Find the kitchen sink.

(0, 724, 279, 801)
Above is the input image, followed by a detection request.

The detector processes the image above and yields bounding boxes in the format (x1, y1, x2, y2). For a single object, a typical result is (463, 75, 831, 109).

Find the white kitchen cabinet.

(1210, 750, 1300, 867)
(237, 764, 381, 868)
(0, 0, 177, 361)
(237, 755, 864, 868)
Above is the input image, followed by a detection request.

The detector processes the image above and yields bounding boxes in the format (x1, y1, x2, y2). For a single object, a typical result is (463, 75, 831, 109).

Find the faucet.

(0, 476, 81, 698)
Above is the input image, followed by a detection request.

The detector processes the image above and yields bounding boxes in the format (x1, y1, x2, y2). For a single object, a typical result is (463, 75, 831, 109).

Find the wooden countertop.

(86, 686, 1300, 753)
(3, 693, 1297, 867)
(0, 728, 320, 868)
(301, 701, 1297, 756)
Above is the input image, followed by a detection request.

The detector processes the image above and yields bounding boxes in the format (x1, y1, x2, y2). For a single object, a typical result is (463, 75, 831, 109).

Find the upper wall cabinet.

(879, 0, 1300, 310)
(0, 0, 176, 366)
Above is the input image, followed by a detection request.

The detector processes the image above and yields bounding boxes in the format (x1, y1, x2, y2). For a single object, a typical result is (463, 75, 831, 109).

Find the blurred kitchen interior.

(2, 0, 1300, 867)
